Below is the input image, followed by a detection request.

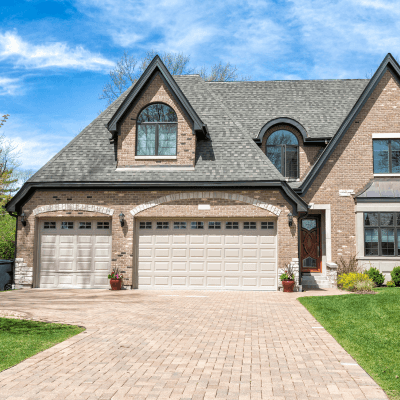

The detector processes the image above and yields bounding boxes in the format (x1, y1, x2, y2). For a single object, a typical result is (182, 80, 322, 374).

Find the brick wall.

(16, 189, 298, 287)
(118, 73, 196, 167)
(261, 124, 324, 180)
(305, 70, 400, 262)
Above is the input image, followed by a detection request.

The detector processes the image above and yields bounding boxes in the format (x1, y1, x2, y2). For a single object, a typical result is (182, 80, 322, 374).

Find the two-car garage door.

(137, 219, 278, 290)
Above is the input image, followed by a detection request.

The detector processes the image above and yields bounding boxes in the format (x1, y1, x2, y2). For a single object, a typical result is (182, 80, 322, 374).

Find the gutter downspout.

(297, 205, 311, 287)
(8, 211, 17, 288)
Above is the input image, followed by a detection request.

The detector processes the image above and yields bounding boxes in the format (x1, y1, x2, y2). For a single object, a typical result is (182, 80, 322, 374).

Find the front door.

(300, 217, 322, 273)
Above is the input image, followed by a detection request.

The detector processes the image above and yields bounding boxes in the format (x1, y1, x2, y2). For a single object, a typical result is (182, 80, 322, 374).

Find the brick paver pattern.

(0, 289, 388, 400)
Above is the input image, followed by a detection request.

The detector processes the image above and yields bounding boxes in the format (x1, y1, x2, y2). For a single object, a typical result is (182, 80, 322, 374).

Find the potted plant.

(108, 270, 123, 290)
(280, 264, 295, 292)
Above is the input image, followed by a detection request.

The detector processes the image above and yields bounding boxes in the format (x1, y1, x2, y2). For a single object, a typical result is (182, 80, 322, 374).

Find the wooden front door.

(300, 217, 322, 273)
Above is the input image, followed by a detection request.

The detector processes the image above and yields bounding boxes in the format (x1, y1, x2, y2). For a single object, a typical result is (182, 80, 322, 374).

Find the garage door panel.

(207, 236, 222, 244)
(189, 262, 204, 271)
(172, 262, 186, 271)
(243, 236, 258, 244)
(42, 235, 57, 244)
(207, 262, 222, 271)
(171, 276, 186, 286)
(172, 235, 187, 244)
(76, 262, 92, 271)
(155, 262, 169, 271)
(41, 247, 56, 257)
(137, 219, 277, 291)
(225, 248, 240, 258)
(39, 220, 111, 289)
(60, 236, 74, 243)
(260, 249, 275, 258)
(243, 249, 258, 258)
(59, 261, 74, 271)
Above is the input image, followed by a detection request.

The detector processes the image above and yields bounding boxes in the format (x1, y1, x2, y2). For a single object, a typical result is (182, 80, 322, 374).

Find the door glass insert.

(302, 219, 316, 231)
(303, 257, 316, 268)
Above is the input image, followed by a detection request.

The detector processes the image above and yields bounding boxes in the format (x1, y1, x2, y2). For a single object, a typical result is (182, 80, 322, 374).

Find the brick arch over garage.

(130, 192, 282, 217)
(33, 204, 115, 216)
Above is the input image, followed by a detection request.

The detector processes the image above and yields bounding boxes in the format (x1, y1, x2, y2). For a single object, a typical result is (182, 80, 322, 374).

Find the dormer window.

(136, 103, 177, 156)
(266, 130, 299, 178)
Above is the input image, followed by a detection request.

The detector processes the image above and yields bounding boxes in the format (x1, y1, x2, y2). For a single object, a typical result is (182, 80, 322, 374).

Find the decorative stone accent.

(278, 258, 300, 291)
(327, 262, 338, 287)
(33, 204, 114, 216)
(13, 258, 33, 289)
(130, 192, 281, 217)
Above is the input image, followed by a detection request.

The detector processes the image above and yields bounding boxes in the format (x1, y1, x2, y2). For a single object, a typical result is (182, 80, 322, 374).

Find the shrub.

(338, 272, 373, 291)
(0, 214, 15, 260)
(354, 279, 375, 292)
(391, 266, 400, 287)
(365, 267, 385, 286)
(337, 254, 361, 276)
(387, 280, 396, 287)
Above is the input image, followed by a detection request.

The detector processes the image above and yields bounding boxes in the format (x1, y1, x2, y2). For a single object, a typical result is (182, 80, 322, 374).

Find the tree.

(0, 115, 34, 259)
(100, 51, 249, 105)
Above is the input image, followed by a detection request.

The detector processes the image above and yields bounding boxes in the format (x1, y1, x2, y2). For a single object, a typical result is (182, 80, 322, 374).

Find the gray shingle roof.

(207, 79, 369, 139)
(29, 75, 283, 184)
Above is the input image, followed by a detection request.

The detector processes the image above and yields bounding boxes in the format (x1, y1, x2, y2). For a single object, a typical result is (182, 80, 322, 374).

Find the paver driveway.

(0, 289, 387, 400)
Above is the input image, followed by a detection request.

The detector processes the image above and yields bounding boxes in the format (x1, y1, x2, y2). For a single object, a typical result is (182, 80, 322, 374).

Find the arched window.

(266, 130, 299, 178)
(136, 103, 177, 156)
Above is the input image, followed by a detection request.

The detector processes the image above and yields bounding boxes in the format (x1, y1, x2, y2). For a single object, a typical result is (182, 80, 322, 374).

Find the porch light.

(288, 212, 293, 227)
(21, 211, 27, 226)
(119, 212, 125, 227)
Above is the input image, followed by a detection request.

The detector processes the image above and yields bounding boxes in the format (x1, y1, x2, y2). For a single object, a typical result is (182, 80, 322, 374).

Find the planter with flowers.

(279, 264, 295, 292)
(108, 270, 123, 290)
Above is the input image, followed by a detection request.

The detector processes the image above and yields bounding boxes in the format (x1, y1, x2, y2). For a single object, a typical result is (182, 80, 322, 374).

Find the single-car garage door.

(137, 219, 277, 290)
(39, 219, 112, 288)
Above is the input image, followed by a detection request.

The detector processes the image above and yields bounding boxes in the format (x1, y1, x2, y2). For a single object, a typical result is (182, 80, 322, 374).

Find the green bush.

(365, 267, 385, 286)
(0, 213, 15, 260)
(387, 280, 396, 287)
(337, 272, 373, 291)
(391, 267, 400, 287)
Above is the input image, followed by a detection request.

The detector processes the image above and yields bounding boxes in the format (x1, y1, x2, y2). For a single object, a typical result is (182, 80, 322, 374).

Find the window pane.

(380, 213, 394, 226)
(61, 222, 74, 230)
(137, 125, 156, 156)
(392, 140, 400, 172)
(158, 125, 177, 156)
(191, 222, 204, 229)
(137, 104, 177, 123)
(365, 228, 379, 256)
(266, 146, 282, 174)
(261, 222, 274, 229)
(208, 221, 221, 229)
(381, 228, 395, 256)
(398, 230, 400, 255)
(226, 222, 239, 229)
(173, 222, 186, 229)
(286, 146, 298, 178)
(44, 222, 56, 229)
(79, 222, 92, 229)
(373, 140, 389, 173)
(244, 222, 257, 229)
(266, 130, 298, 146)
(97, 222, 110, 229)
(139, 222, 152, 229)
(156, 222, 169, 229)
(364, 213, 378, 226)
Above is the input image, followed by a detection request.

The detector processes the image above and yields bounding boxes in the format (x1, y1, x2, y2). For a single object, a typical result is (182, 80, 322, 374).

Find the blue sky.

(1, 0, 400, 172)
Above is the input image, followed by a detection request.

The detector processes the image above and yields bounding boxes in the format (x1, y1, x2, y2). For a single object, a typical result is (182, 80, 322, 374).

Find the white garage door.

(39, 219, 112, 288)
(137, 219, 277, 290)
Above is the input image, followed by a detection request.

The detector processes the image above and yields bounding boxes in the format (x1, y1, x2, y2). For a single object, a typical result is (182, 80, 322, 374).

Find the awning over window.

(356, 179, 400, 200)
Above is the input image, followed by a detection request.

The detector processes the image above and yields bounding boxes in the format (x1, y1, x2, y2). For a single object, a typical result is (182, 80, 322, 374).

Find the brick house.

(7, 53, 400, 290)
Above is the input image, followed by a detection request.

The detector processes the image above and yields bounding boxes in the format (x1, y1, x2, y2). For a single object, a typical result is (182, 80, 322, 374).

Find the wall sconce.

(288, 212, 293, 227)
(119, 212, 125, 227)
(21, 211, 27, 226)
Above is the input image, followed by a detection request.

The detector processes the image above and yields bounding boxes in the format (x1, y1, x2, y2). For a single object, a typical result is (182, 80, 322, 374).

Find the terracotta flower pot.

(110, 279, 122, 290)
(282, 280, 295, 292)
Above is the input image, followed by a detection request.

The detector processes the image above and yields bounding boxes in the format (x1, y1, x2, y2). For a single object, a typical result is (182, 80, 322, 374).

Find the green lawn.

(0, 318, 85, 372)
(299, 287, 400, 399)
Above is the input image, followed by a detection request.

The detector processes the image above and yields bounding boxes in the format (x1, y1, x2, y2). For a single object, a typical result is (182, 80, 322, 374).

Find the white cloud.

(0, 77, 21, 96)
(0, 31, 115, 71)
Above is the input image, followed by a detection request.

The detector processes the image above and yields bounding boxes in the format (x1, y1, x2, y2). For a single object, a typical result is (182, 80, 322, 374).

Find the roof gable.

(297, 53, 400, 195)
(107, 55, 209, 139)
